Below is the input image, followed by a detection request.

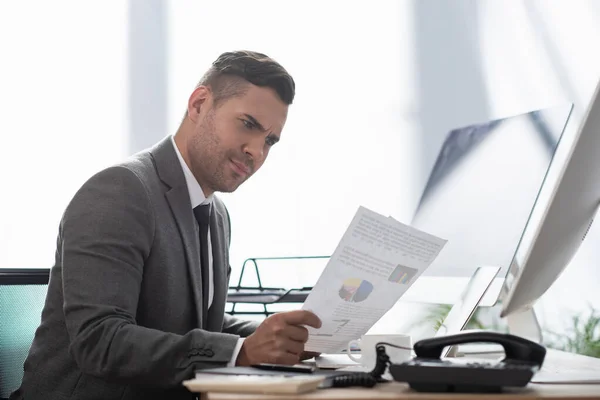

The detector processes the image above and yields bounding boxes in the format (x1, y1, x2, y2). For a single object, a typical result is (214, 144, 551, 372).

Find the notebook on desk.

(194, 366, 343, 377)
(457, 346, 600, 384)
(517, 347, 600, 384)
(183, 374, 325, 395)
(183, 365, 352, 394)
(532, 371, 600, 384)
(532, 357, 600, 384)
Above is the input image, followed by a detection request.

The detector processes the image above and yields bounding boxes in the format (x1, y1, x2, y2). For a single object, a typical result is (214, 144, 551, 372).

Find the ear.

(187, 85, 211, 123)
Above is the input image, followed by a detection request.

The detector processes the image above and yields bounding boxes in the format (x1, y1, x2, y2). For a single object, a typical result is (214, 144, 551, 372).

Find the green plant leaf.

(543, 304, 600, 358)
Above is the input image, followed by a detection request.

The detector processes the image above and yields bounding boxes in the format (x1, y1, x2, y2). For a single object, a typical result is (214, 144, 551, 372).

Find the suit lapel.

(151, 137, 205, 328)
(165, 188, 205, 327)
(207, 206, 227, 331)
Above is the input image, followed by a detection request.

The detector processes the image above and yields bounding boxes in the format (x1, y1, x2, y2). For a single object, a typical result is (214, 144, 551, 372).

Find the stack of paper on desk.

(183, 374, 324, 394)
(314, 353, 361, 369)
(302, 206, 448, 353)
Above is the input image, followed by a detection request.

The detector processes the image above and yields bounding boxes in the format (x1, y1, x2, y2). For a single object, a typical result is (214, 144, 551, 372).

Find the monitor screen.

(402, 104, 572, 305)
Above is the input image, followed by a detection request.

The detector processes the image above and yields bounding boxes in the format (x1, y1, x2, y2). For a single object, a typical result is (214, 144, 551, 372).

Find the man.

(11, 50, 321, 400)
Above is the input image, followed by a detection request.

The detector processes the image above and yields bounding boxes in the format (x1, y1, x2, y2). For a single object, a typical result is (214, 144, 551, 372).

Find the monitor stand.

(506, 307, 542, 343)
(437, 266, 501, 358)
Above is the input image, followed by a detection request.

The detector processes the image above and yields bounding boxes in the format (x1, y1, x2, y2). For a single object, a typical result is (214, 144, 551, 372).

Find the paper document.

(302, 206, 447, 353)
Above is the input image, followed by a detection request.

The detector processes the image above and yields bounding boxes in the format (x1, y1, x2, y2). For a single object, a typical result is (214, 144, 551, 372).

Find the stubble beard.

(189, 114, 242, 194)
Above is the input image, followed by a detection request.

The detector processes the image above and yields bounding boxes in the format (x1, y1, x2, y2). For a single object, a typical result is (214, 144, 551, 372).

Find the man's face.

(186, 83, 288, 195)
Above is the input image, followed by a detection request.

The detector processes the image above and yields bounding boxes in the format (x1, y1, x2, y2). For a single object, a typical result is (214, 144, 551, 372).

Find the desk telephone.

(329, 330, 546, 393)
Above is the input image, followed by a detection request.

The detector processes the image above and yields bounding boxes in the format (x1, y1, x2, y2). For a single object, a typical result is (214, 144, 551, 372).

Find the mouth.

(230, 159, 251, 177)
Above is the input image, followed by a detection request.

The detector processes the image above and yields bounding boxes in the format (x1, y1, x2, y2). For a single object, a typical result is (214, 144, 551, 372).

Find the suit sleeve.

(61, 166, 239, 388)
(222, 314, 259, 337)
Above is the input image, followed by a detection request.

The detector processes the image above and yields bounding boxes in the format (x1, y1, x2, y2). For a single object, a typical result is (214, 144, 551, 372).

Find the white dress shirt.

(171, 136, 244, 366)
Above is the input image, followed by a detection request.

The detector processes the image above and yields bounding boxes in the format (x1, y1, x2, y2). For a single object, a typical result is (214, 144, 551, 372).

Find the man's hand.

(236, 310, 321, 366)
(300, 351, 321, 361)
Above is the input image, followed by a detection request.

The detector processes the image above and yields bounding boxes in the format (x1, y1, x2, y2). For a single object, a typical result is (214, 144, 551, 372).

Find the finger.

(282, 325, 309, 343)
(283, 340, 304, 356)
(273, 352, 299, 365)
(301, 351, 321, 360)
(279, 310, 322, 328)
(275, 336, 304, 355)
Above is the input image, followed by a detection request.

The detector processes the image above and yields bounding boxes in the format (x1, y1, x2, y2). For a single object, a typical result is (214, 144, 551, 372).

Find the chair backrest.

(0, 269, 49, 399)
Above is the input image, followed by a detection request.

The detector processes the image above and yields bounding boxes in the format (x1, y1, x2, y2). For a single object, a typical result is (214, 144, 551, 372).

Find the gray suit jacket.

(12, 137, 259, 400)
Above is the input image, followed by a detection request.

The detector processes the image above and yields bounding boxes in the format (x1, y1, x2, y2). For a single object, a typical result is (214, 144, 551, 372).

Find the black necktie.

(193, 204, 211, 327)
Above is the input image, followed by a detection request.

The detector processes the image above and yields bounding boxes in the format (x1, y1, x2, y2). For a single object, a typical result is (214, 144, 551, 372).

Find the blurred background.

(1, 0, 599, 356)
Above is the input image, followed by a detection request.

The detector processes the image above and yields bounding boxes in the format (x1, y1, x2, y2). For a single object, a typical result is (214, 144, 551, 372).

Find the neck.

(173, 129, 190, 166)
(174, 126, 214, 198)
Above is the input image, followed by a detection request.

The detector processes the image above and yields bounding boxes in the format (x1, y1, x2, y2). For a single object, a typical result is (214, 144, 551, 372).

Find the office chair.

(0, 269, 49, 400)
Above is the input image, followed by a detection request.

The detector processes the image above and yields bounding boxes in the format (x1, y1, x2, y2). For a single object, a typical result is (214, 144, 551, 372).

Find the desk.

(202, 349, 600, 400)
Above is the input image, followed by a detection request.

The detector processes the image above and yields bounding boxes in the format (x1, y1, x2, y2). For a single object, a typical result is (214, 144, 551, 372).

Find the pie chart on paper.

(338, 278, 374, 303)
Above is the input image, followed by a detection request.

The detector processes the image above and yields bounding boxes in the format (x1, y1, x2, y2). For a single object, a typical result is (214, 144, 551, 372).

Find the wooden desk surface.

(203, 349, 600, 400)
(204, 381, 600, 400)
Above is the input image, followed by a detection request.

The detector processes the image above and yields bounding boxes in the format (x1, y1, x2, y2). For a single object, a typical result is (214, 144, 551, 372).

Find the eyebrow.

(244, 113, 280, 144)
(244, 114, 266, 132)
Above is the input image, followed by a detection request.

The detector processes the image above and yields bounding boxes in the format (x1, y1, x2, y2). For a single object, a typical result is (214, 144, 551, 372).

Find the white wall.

(166, 0, 419, 288)
(166, 0, 600, 337)
(0, 1, 129, 269)
(1, 0, 599, 340)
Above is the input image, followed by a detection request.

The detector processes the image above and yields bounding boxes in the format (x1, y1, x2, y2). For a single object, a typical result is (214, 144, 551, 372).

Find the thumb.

(280, 310, 322, 328)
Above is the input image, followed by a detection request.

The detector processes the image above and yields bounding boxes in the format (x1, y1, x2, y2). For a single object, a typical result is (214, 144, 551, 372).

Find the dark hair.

(198, 50, 295, 106)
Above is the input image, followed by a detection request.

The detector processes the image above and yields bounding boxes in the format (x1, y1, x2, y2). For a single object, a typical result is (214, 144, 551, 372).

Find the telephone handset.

(413, 330, 546, 363)
(389, 330, 547, 393)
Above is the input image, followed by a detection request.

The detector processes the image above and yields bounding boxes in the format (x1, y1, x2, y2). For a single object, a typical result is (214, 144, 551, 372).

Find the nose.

(243, 136, 264, 161)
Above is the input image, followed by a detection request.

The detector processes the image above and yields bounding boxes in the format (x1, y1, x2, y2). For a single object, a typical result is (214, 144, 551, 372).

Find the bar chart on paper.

(388, 264, 418, 284)
(302, 206, 448, 353)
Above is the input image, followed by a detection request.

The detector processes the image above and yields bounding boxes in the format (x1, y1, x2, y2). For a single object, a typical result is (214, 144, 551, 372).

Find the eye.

(242, 119, 255, 130)
(265, 136, 277, 147)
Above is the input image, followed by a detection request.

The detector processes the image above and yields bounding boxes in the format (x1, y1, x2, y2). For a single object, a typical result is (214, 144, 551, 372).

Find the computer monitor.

(499, 79, 600, 339)
(401, 104, 573, 307)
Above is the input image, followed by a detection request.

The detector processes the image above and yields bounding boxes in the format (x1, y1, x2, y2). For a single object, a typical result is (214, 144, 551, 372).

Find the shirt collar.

(171, 135, 213, 208)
